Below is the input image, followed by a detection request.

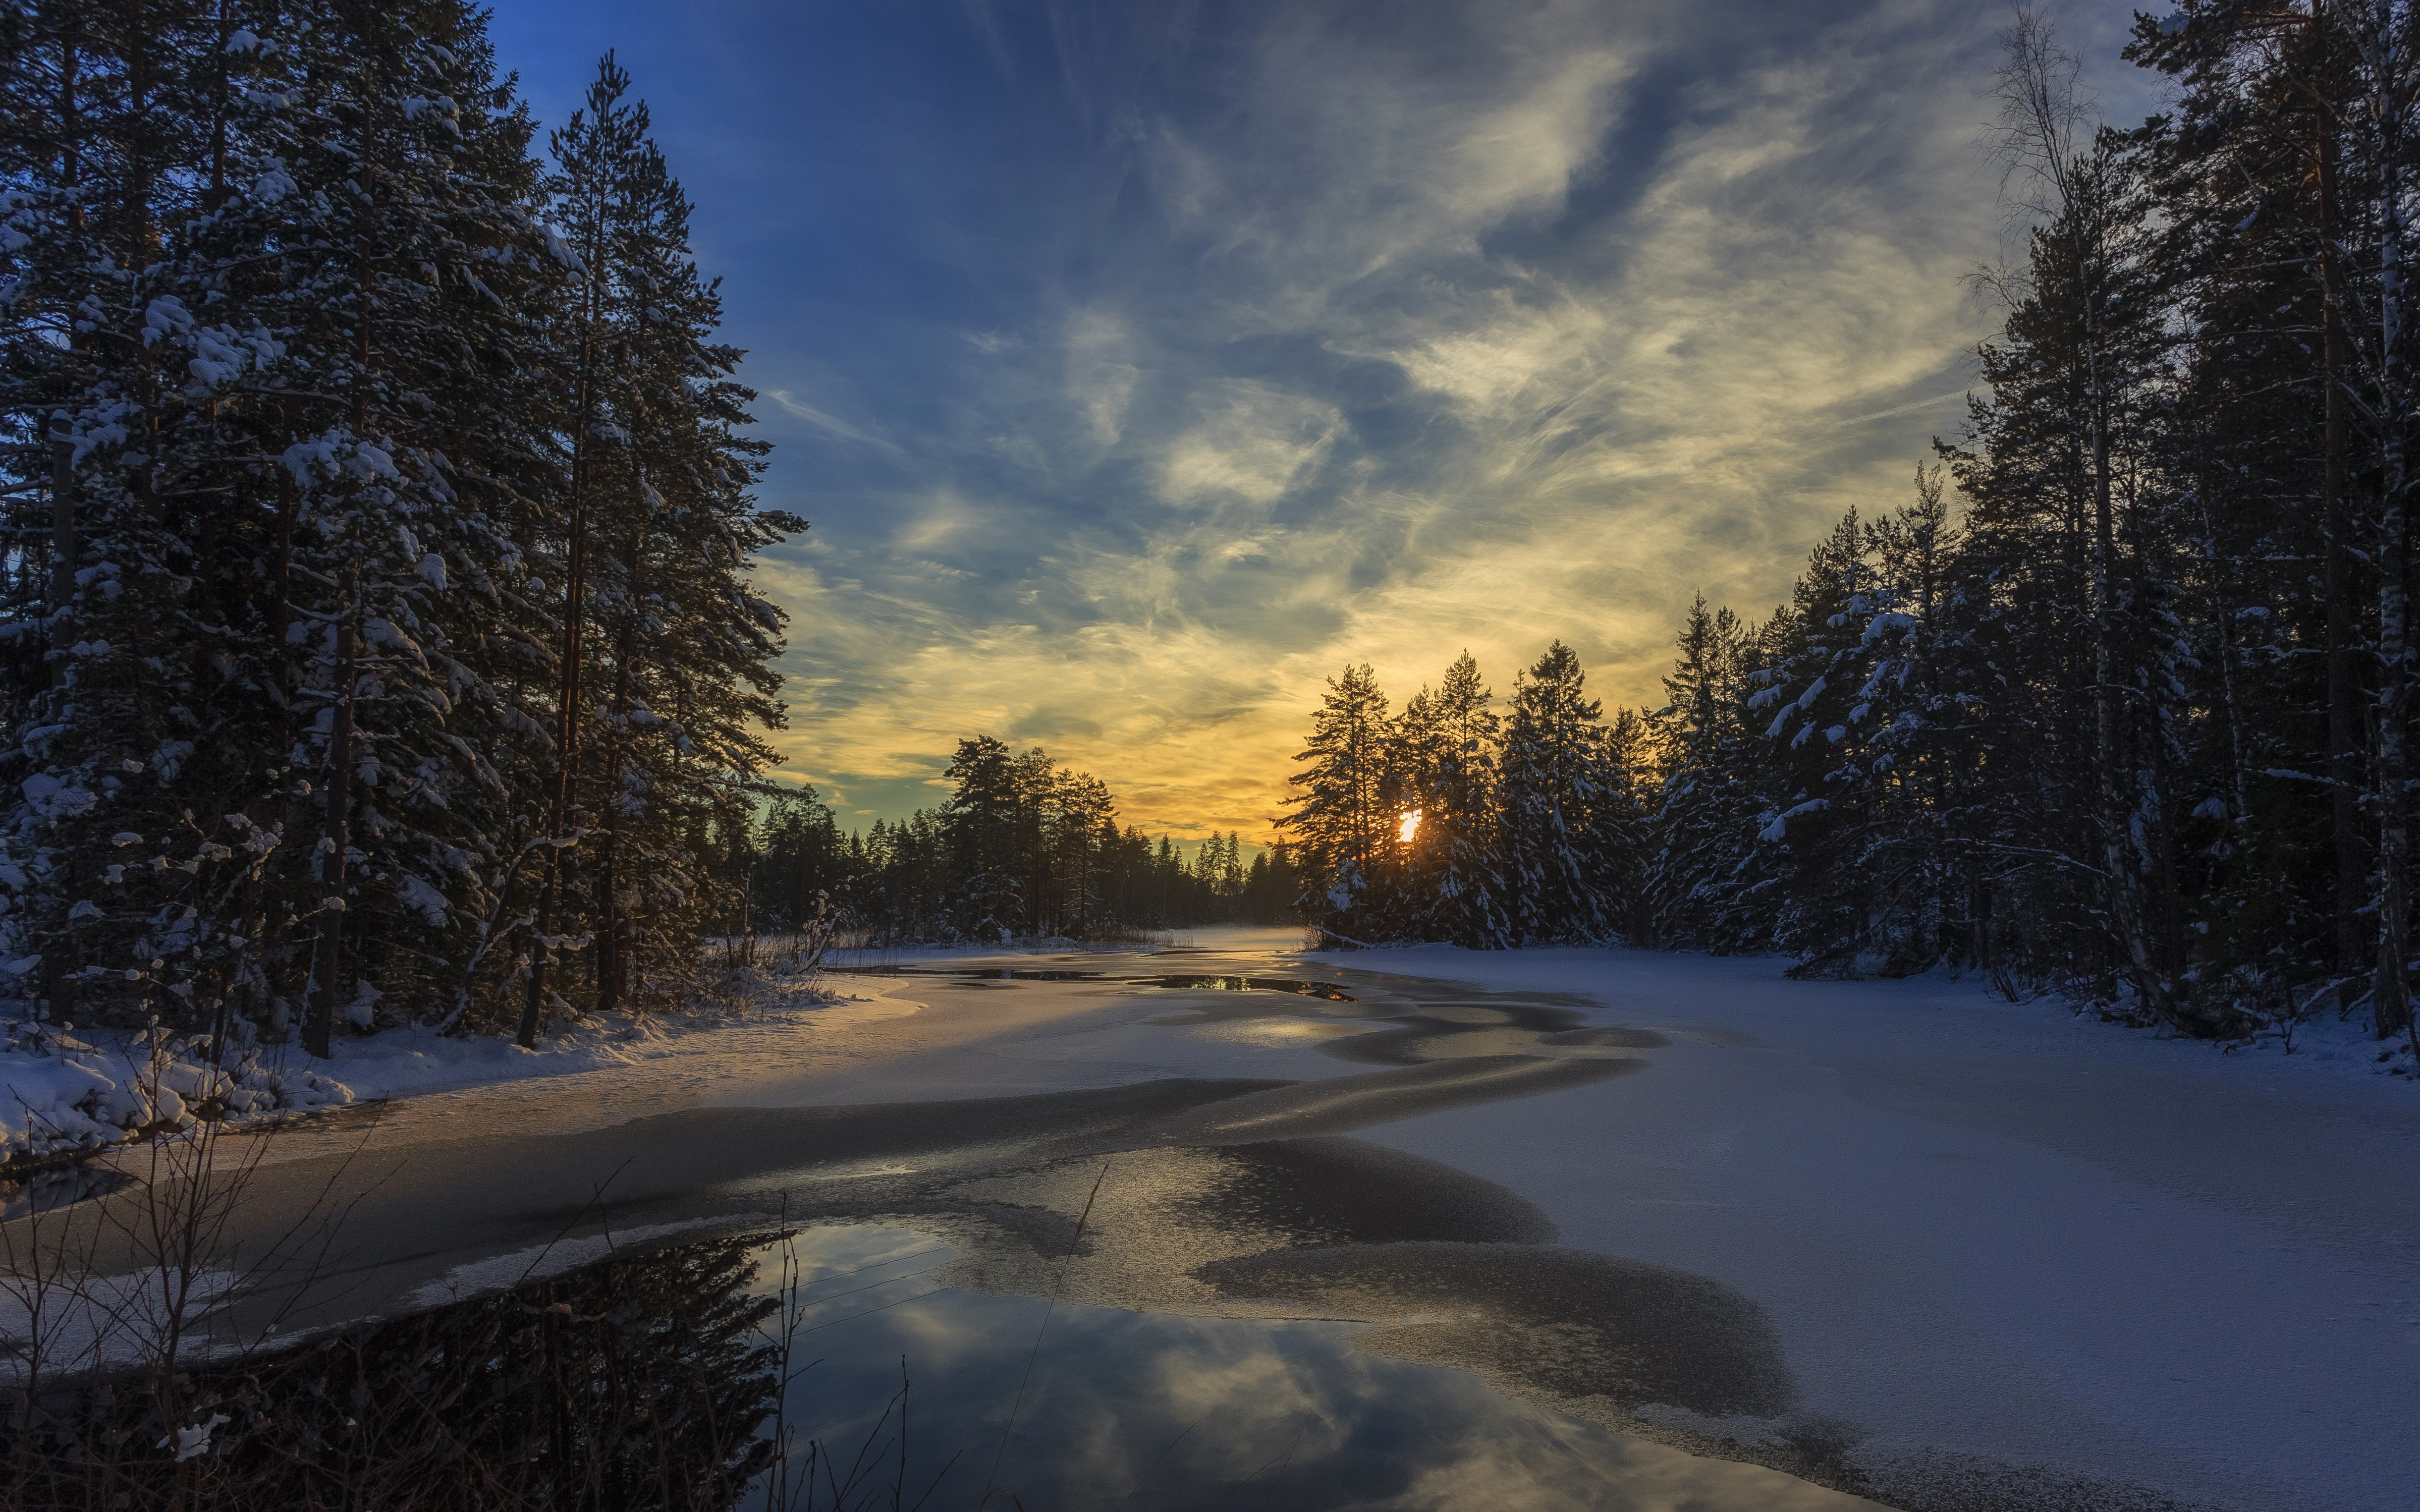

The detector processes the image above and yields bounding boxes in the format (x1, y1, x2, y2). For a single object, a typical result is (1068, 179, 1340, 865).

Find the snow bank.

(299, 970, 849, 1104)
(0, 1263, 249, 1382)
(1292, 943, 2420, 1512)
(1, 1020, 353, 1165)
(1, 969, 850, 1167)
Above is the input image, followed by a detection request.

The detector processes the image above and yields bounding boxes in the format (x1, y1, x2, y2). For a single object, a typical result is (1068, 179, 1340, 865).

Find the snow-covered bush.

(0, 1017, 352, 1166)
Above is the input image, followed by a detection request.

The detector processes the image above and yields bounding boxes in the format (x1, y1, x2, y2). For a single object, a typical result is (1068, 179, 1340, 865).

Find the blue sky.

(487, 0, 2158, 838)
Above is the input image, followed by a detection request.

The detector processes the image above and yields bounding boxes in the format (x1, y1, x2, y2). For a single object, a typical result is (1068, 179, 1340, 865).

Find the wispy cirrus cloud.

(496, 0, 2156, 837)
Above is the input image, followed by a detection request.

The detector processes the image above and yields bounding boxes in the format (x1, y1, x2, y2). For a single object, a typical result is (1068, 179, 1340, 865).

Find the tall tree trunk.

(2085, 303, 2158, 1012)
(305, 571, 360, 1058)
(2366, 2, 2413, 1043)
(520, 379, 594, 1045)
(41, 430, 76, 1025)
(2319, 14, 2368, 991)
(46, 20, 82, 631)
(207, 0, 233, 210)
(592, 534, 636, 1014)
(49, 431, 76, 620)
(119, 0, 155, 262)
(2379, 454, 2410, 1041)
(39, 27, 84, 1029)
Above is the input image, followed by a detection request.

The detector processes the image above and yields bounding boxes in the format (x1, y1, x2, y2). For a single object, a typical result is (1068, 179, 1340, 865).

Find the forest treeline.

(0, 4, 799, 1050)
(1283, 7, 2420, 1054)
(748, 735, 1299, 945)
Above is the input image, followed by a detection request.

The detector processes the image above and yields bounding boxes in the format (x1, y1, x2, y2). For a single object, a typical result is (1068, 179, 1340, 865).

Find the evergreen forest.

(0, 3, 803, 1050)
(748, 737, 1300, 947)
(1279, 7, 2420, 1056)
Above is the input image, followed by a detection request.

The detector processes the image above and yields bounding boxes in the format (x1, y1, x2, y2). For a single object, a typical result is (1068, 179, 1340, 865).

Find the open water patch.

(4, 1219, 1871, 1511)
(827, 965, 1359, 998)
(1138, 973, 1358, 1000)
(0, 1161, 135, 1223)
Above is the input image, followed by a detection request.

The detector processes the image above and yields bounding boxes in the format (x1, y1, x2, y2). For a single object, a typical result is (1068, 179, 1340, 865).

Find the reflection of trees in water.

(7, 1235, 782, 1511)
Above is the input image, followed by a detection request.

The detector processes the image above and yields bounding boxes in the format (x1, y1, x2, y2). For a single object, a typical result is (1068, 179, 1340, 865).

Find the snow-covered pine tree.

(1645, 596, 1762, 950)
(1043, 769, 1114, 937)
(1277, 663, 1391, 943)
(225, 1, 570, 1051)
(1745, 507, 1889, 971)
(1852, 466, 1990, 973)
(943, 734, 1023, 940)
(0, 0, 237, 1031)
(1411, 651, 1509, 946)
(1496, 641, 1614, 945)
(1746, 480, 2000, 977)
(0, 0, 558, 1045)
(1383, 681, 1443, 940)
(1596, 706, 1655, 941)
(549, 61, 796, 1016)
(0, 6, 798, 1053)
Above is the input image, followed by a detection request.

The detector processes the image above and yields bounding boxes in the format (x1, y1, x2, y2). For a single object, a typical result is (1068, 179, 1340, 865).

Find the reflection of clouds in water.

(769, 1252, 1862, 1511)
(759, 1223, 939, 1289)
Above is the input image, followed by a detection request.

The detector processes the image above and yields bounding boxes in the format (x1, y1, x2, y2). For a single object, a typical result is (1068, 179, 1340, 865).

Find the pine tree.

(0, 9, 799, 1053)
(1646, 596, 1761, 949)
(1497, 642, 1613, 944)
(1397, 652, 1510, 946)
(1277, 663, 1391, 942)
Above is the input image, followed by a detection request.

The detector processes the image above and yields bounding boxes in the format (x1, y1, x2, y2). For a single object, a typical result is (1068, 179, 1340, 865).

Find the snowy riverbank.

(13, 931, 2412, 1508)
(0, 932, 1203, 1169)
(1292, 941, 2420, 1512)
(0, 968, 855, 1167)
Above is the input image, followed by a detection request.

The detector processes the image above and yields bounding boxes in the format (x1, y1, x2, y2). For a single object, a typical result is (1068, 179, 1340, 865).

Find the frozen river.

(14, 929, 2414, 1511)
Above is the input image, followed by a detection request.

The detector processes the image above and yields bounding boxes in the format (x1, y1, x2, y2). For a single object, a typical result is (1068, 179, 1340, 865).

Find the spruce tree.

(1497, 641, 1613, 944)
(0, 8, 799, 1052)
(1277, 663, 1391, 941)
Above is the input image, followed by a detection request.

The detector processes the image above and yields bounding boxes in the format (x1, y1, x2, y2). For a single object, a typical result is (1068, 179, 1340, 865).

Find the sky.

(486, 0, 2162, 843)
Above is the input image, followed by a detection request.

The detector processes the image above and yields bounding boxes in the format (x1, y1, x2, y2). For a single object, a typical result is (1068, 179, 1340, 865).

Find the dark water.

(1137, 974, 1357, 1001)
(824, 965, 1357, 1000)
(7, 1220, 1780, 1512)
(751, 1224, 1732, 1511)
(0, 1161, 134, 1222)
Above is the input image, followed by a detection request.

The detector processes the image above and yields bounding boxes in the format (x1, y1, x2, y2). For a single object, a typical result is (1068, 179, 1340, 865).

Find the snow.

(165, 1413, 230, 1463)
(1295, 942, 2420, 1512)
(0, 1020, 354, 1165)
(0, 969, 860, 1165)
(0, 1263, 246, 1380)
(404, 1214, 776, 1309)
(11, 929, 2407, 1509)
(300, 982, 858, 1105)
(658, 929, 2410, 1508)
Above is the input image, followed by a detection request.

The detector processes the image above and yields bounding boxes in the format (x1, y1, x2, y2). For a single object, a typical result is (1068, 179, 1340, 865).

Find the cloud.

(763, 389, 903, 453)
(1159, 382, 1343, 507)
(1829, 387, 1974, 428)
(720, 0, 2137, 841)
(1065, 307, 1141, 448)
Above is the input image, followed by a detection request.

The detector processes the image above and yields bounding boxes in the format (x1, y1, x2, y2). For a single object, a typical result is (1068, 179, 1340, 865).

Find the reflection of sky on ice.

(742, 1225, 1794, 1512)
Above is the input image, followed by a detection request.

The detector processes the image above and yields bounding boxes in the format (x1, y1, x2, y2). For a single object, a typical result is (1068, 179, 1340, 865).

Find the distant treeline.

(750, 736, 1298, 944)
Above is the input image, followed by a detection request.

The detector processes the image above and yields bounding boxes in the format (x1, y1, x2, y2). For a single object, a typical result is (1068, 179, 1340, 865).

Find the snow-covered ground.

(9, 931, 2411, 1510)
(0, 967, 869, 1165)
(1292, 942, 2419, 1512)
(0, 1017, 357, 1166)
